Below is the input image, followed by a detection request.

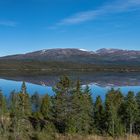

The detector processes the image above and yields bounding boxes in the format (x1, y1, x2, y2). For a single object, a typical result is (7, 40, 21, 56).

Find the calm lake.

(0, 71, 140, 100)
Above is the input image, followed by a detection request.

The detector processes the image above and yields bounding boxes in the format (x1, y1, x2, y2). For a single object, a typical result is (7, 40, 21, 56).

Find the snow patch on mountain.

(78, 49, 89, 52)
(78, 49, 95, 54)
(41, 49, 47, 54)
(96, 48, 122, 54)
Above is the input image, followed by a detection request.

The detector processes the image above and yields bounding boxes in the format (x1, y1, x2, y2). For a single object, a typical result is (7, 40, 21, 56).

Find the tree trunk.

(130, 123, 133, 135)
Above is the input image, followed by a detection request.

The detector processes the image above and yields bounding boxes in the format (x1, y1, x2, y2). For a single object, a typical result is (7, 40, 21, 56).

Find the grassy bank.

(0, 134, 139, 140)
(55, 135, 140, 140)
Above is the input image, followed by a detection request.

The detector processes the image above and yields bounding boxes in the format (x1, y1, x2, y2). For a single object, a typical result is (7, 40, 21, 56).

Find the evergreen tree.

(80, 85, 94, 134)
(0, 90, 8, 137)
(40, 94, 52, 120)
(53, 76, 73, 133)
(122, 91, 139, 134)
(30, 92, 42, 131)
(38, 94, 56, 138)
(9, 90, 20, 139)
(136, 92, 140, 134)
(14, 82, 33, 140)
(94, 96, 105, 134)
(66, 80, 83, 134)
(21, 81, 27, 94)
(105, 89, 125, 137)
(66, 82, 93, 134)
(19, 82, 31, 117)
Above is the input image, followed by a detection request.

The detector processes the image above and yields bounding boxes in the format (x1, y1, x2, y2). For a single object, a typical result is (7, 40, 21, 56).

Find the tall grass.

(56, 134, 140, 140)
(0, 134, 139, 140)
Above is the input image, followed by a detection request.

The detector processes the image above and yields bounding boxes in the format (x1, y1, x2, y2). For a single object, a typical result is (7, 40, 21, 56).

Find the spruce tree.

(53, 76, 73, 133)
(19, 82, 31, 117)
(40, 94, 56, 137)
(122, 91, 139, 135)
(66, 82, 93, 134)
(66, 80, 82, 134)
(81, 85, 94, 134)
(136, 92, 140, 134)
(0, 90, 8, 137)
(94, 96, 105, 134)
(40, 94, 52, 120)
(9, 90, 19, 139)
(105, 89, 125, 137)
(16, 82, 33, 139)
(21, 81, 27, 94)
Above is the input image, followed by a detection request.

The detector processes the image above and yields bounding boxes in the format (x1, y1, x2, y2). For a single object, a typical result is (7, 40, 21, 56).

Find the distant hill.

(0, 48, 140, 72)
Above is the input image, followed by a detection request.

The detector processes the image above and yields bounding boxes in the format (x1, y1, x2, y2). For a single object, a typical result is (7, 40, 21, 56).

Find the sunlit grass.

(55, 134, 140, 140)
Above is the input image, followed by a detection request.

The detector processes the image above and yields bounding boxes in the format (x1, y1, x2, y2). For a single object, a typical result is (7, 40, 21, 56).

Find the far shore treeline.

(0, 76, 140, 140)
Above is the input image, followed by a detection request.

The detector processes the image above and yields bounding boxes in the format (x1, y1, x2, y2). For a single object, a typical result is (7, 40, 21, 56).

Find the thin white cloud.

(50, 0, 140, 28)
(0, 20, 17, 27)
(57, 10, 103, 26)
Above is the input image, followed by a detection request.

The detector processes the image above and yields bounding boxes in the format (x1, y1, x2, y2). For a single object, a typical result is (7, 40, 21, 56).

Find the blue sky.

(0, 0, 140, 56)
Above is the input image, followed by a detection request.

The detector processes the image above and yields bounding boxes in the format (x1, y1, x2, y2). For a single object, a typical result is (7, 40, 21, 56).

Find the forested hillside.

(0, 59, 140, 73)
(1, 48, 140, 72)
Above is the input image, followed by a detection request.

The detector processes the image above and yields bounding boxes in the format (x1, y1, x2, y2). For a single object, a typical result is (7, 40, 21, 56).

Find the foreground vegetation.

(0, 76, 140, 140)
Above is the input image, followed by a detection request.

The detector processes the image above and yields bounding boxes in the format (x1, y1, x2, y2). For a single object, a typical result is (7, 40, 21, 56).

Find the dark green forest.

(0, 76, 140, 140)
(0, 60, 140, 73)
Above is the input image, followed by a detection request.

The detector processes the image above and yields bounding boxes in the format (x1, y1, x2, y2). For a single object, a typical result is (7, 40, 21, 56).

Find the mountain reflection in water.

(0, 72, 140, 87)
(0, 71, 140, 100)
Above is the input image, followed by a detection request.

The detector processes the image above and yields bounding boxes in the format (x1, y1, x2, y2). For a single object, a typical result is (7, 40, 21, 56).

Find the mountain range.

(0, 48, 140, 72)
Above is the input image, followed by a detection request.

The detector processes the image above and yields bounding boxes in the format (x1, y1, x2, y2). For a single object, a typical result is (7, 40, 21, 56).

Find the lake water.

(0, 71, 140, 100)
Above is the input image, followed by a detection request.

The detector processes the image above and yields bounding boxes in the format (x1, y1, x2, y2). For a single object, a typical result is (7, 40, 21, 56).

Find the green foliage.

(0, 77, 140, 139)
(9, 84, 33, 140)
(40, 94, 52, 120)
(66, 82, 94, 134)
(136, 92, 140, 134)
(94, 96, 105, 134)
(1, 59, 140, 74)
(121, 91, 139, 134)
(21, 81, 27, 94)
(0, 90, 8, 137)
(53, 77, 93, 134)
(53, 76, 73, 133)
(105, 89, 125, 137)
